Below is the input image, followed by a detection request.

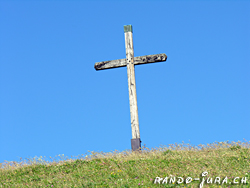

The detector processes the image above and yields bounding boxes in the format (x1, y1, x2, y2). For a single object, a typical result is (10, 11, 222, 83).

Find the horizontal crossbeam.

(94, 53, 167, 71)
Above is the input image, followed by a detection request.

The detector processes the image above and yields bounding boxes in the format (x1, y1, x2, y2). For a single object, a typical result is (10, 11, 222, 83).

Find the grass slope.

(1, 141, 250, 188)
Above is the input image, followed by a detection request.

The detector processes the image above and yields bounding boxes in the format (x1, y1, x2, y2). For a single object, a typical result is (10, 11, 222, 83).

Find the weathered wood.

(124, 26, 140, 140)
(95, 25, 167, 151)
(94, 53, 167, 70)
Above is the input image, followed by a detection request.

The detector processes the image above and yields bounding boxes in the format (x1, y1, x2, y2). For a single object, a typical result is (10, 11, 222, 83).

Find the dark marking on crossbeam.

(94, 53, 167, 71)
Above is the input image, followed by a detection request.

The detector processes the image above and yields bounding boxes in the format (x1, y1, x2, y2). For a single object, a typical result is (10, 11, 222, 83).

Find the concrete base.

(131, 138, 141, 151)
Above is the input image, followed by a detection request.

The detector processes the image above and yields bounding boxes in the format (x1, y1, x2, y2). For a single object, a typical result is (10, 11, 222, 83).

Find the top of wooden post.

(124, 25, 133, 33)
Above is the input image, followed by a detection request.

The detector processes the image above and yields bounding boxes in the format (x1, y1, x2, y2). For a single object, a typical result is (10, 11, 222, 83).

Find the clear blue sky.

(0, 0, 249, 164)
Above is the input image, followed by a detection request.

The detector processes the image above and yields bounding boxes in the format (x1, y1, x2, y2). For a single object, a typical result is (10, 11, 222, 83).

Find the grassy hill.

(1, 140, 250, 188)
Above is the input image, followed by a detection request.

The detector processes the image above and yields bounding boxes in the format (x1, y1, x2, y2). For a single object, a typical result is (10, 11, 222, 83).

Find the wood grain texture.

(94, 53, 167, 70)
(125, 31, 140, 139)
(94, 25, 168, 149)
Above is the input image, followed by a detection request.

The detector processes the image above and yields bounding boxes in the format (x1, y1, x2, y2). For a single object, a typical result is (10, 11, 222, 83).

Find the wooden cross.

(94, 25, 167, 151)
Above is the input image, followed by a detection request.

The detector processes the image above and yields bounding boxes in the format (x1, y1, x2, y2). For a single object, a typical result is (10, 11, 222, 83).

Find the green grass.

(1, 140, 250, 188)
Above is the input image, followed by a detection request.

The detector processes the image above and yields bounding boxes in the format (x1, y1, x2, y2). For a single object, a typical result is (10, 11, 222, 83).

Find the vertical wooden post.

(124, 25, 141, 151)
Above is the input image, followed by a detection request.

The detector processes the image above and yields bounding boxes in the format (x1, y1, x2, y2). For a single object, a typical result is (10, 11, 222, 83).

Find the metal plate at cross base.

(131, 138, 141, 151)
